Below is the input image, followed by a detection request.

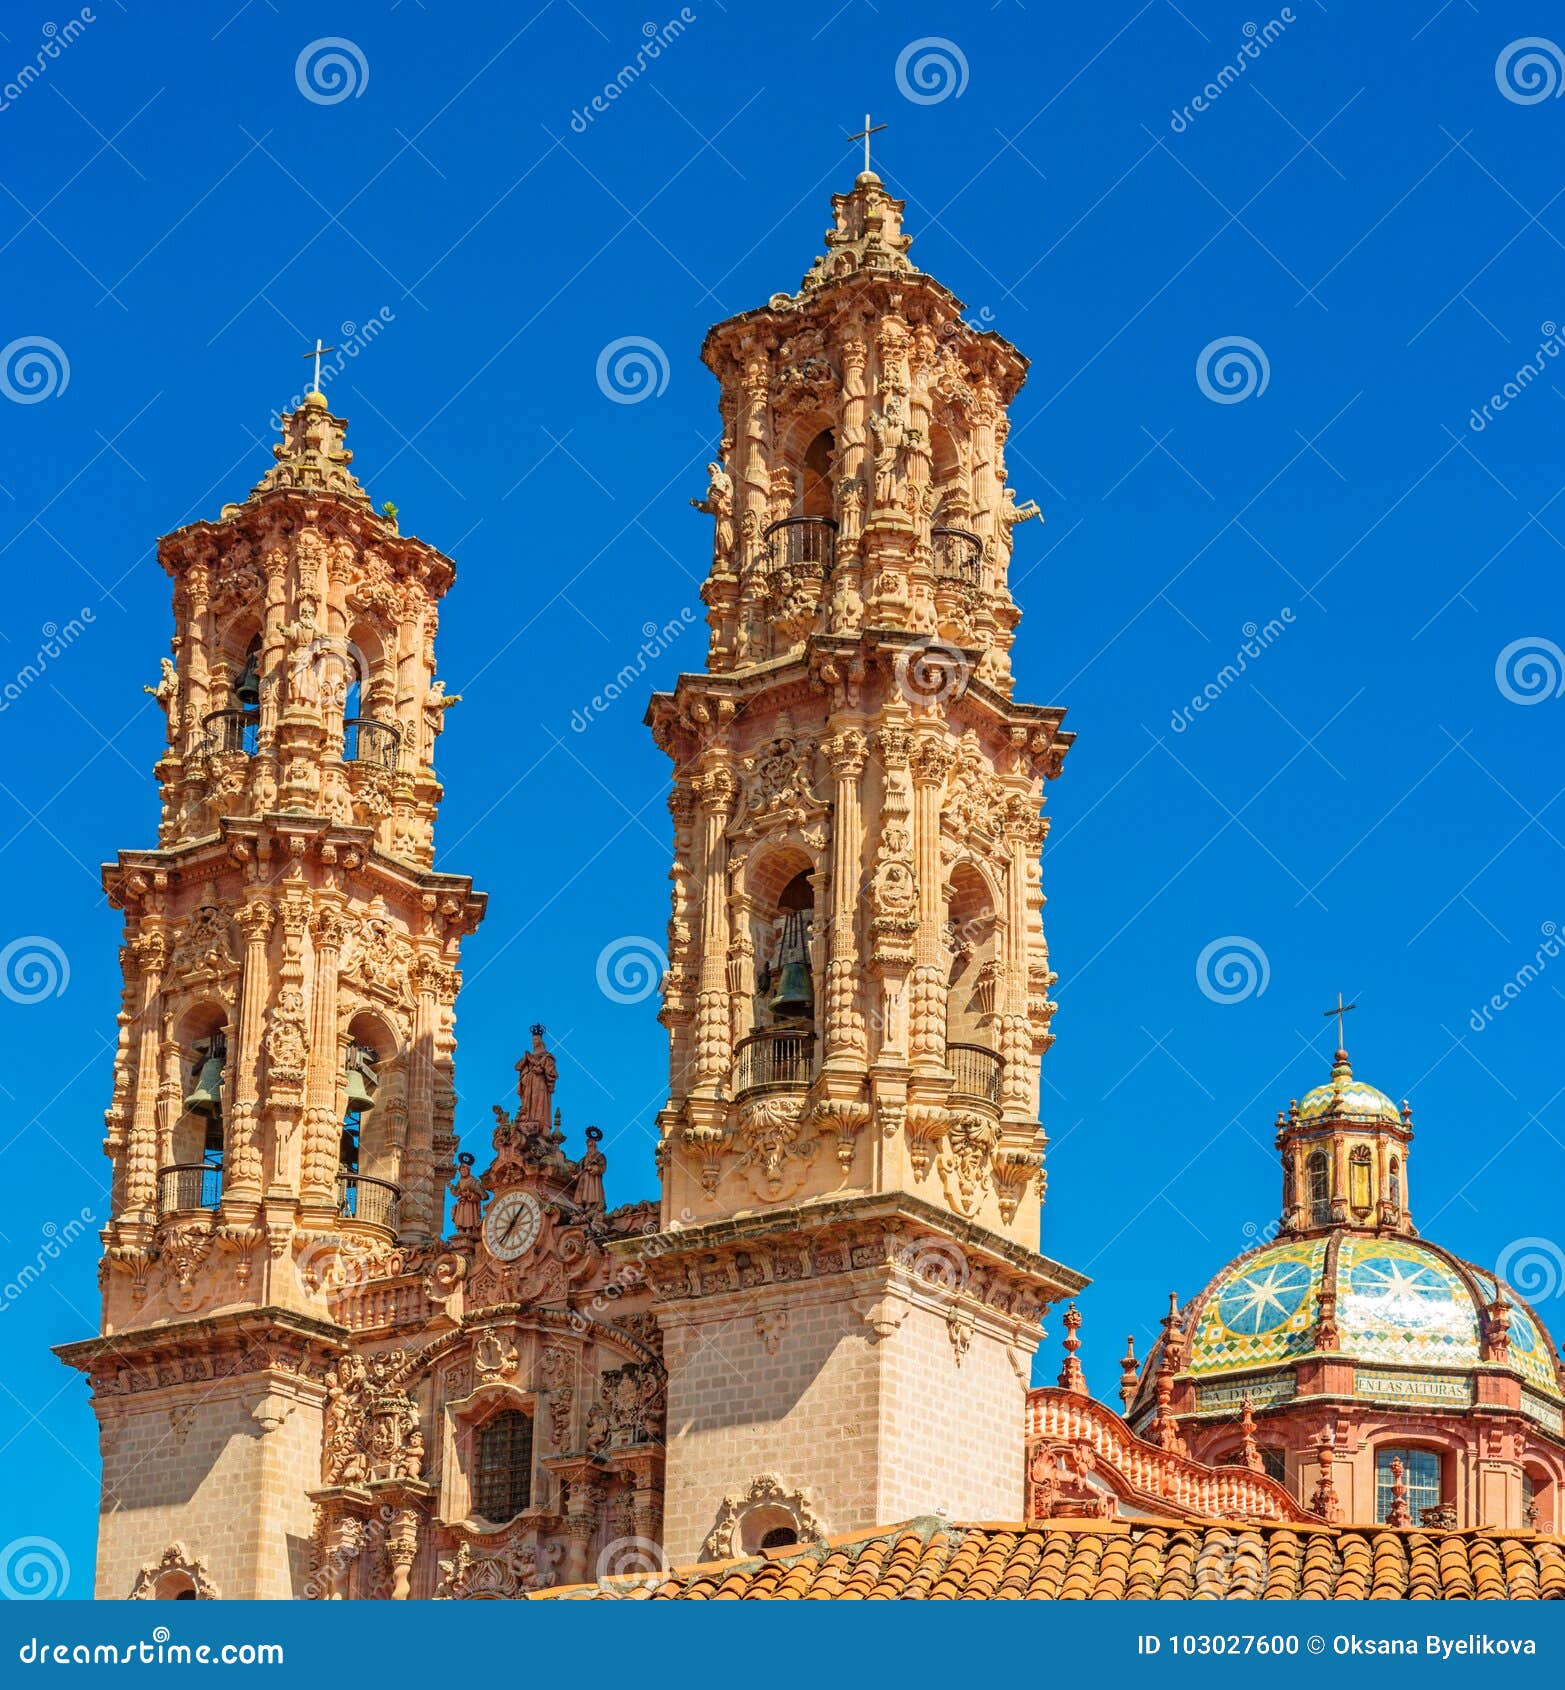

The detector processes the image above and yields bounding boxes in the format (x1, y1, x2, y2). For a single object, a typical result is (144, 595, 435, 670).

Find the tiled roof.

(537, 1517, 1565, 1601)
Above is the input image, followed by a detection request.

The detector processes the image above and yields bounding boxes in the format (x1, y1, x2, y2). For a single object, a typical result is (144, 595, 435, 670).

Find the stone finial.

(1308, 1424, 1341, 1523)
(1057, 1302, 1087, 1395)
(1118, 1334, 1138, 1414)
(797, 172, 915, 295)
(1239, 1394, 1264, 1474)
(242, 393, 372, 510)
(1385, 1454, 1412, 1527)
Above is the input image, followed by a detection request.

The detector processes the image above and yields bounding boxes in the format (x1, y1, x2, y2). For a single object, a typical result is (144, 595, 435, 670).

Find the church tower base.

(629, 1193, 1085, 1563)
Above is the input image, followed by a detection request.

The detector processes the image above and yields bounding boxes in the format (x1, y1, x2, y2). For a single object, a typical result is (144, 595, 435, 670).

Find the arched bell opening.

(735, 852, 818, 1097)
(204, 631, 262, 756)
(337, 1009, 403, 1231)
(945, 863, 1002, 1108)
(342, 623, 399, 770)
(764, 423, 838, 578)
(163, 1002, 229, 1215)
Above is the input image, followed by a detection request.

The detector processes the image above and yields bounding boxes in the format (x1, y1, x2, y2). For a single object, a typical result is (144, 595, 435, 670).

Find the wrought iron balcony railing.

(201, 707, 260, 756)
(932, 526, 984, 588)
(948, 1042, 1003, 1106)
(337, 1172, 402, 1230)
(157, 1161, 223, 1215)
(765, 515, 837, 574)
(733, 1027, 816, 1097)
(345, 716, 400, 771)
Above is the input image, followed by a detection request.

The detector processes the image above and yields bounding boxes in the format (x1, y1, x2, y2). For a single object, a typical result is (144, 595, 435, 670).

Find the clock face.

(484, 1190, 542, 1261)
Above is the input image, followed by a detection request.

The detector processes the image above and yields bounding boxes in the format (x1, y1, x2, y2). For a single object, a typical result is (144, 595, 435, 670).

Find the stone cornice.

(56, 1305, 345, 1398)
(614, 1189, 1087, 1320)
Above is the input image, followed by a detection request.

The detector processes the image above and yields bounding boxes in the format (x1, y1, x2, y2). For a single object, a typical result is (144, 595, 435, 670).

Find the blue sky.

(3, 0, 1565, 1591)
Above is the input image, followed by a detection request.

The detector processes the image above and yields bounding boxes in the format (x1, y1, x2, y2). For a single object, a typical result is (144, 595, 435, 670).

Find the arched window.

(1306, 1151, 1330, 1226)
(1389, 1157, 1401, 1210)
(1375, 1447, 1441, 1524)
(474, 1410, 533, 1524)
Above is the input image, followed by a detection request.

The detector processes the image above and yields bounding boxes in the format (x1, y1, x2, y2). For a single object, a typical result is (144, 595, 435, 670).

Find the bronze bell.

(183, 1039, 225, 1118)
(343, 1044, 378, 1117)
(232, 649, 262, 709)
(768, 910, 814, 1021)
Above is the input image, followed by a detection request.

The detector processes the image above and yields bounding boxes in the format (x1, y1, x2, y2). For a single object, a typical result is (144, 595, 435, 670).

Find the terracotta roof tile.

(538, 1516, 1565, 1602)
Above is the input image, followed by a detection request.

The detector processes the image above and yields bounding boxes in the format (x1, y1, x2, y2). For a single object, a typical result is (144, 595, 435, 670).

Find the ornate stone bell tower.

(640, 170, 1088, 1562)
(58, 390, 485, 1598)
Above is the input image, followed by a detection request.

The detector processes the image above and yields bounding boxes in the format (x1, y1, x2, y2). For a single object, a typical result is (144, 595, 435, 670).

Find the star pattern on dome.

(1217, 1260, 1313, 1335)
(1349, 1255, 1452, 1304)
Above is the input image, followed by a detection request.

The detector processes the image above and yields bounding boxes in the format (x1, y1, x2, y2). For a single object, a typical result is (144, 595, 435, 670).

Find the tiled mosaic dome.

(1294, 1057, 1403, 1126)
(1134, 1233, 1564, 1419)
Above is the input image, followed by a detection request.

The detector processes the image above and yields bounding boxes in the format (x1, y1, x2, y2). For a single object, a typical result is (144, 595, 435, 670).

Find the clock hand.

(500, 1205, 525, 1244)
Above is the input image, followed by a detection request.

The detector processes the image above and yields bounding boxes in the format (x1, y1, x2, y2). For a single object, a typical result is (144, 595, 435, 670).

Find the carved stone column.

(401, 955, 442, 1241)
(692, 767, 735, 1091)
(225, 900, 276, 1204)
(910, 737, 954, 1069)
(123, 929, 168, 1223)
(301, 905, 348, 1213)
(822, 728, 867, 1064)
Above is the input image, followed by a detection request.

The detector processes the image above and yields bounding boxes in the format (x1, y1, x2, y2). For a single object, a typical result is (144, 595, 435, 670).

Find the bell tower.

(640, 170, 1088, 1562)
(58, 390, 485, 1598)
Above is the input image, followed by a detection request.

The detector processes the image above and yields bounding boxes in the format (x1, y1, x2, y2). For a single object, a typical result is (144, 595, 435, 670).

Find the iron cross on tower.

(302, 336, 337, 393)
(1323, 991, 1357, 1051)
(846, 112, 887, 174)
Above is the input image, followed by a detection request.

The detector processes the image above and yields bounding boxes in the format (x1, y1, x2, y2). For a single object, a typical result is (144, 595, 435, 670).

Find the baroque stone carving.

(322, 1350, 424, 1486)
(698, 1474, 828, 1562)
(129, 1542, 218, 1601)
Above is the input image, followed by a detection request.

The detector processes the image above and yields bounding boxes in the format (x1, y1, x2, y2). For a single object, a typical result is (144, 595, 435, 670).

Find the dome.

(1136, 1232, 1564, 1424)
(1295, 1051, 1402, 1126)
